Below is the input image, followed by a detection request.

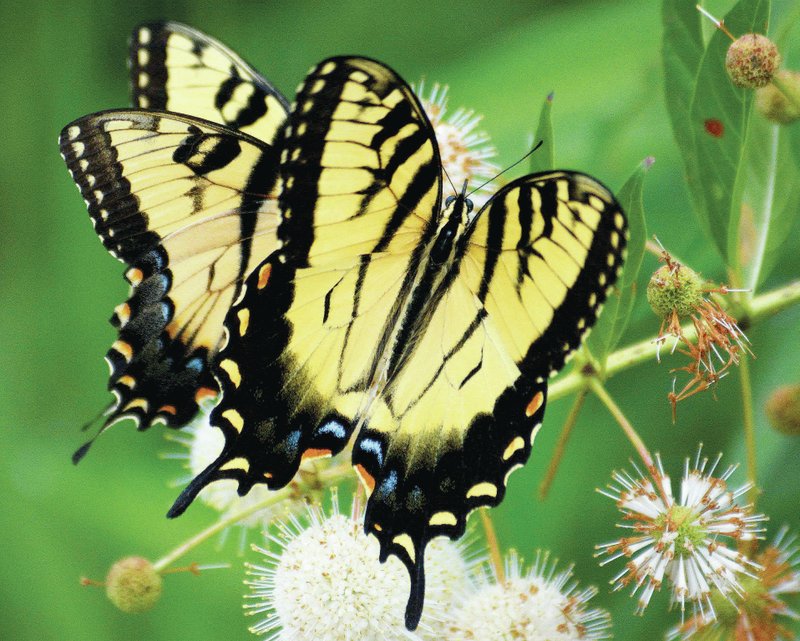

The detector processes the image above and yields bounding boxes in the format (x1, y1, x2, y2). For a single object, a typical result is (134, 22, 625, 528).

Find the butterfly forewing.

(170, 56, 444, 509)
(60, 110, 281, 432)
(130, 22, 289, 142)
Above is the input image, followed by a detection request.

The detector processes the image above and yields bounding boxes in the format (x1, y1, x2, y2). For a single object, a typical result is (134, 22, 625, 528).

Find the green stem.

(538, 387, 589, 500)
(152, 464, 351, 573)
(587, 378, 654, 470)
(738, 355, 759, 507)
(550, 280, 800, 403)
(745, 124, 780, 296)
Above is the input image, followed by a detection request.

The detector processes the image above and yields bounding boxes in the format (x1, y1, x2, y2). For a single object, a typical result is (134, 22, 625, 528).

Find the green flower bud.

(765, 383, 800, 435)
(756, 69, 800, 124)
(647, 263, 703, 319)
(105, 556, 162, 613)
(726, 34, 781, 89)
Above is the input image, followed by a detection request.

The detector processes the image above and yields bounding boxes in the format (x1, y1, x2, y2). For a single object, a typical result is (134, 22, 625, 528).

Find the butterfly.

(61, 22, 289, 458)
(60, 22, 627, 629)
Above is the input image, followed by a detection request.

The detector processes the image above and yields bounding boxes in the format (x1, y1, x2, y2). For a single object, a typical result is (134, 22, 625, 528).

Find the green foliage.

(662, 0, 800, 290)
(1, 2, 798, 641)
(587, 158, 649, 363)
(529, 93, 555, 174)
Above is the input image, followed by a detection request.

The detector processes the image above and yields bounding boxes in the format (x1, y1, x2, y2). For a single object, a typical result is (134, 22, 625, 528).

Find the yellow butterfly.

(61, 23, 627, 628)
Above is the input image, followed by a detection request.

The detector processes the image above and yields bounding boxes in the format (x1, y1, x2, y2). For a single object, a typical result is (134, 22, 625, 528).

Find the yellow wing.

(168, 56, 441, 498)
(167, 56, 627, 631)
(351, 174, 626, 627)
(130, 21, 288, 142)
(60, 110, 281, 445)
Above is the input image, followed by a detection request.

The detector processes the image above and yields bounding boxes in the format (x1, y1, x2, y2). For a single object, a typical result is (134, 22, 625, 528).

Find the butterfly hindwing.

(60, 110, 281, 434)
(130, 21, 289, 142)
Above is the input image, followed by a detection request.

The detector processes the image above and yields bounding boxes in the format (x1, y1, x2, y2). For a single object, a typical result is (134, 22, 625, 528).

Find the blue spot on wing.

(359, 437, 384, 467)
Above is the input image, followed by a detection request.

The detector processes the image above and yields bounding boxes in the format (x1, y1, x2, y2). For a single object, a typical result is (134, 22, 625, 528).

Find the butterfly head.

(443, 179, 474, 224)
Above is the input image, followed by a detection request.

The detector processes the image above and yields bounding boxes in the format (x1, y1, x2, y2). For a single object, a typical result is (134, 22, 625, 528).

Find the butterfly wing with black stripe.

(60, 110, 282, 453)
(168, 56, 442, 507)
(130, 21, 289, 141)
(350, 172, 626, 626)
(166, 56, 627, 630)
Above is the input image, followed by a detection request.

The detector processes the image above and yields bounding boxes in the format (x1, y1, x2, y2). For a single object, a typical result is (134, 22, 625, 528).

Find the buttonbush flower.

(596, 448, 767, 620)
(244, 495, 471, 640)
(415, 80, 498, 208)
(667, 527, 800, 641)
(647, 249, 752, 417)
(444, 549, 611, 641)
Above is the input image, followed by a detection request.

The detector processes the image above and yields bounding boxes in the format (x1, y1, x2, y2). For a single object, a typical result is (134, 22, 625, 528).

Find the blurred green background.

(1, 1, 798, 639)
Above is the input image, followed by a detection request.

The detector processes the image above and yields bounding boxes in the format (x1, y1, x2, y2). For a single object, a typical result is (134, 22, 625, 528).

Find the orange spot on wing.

(164, 321, 178, 339)
(194, 386, 217, 403)
(158, 404, 177, 416)
(126, 267, 143, 286)
(257, 264, 272, 289)
(301, 448, 332, 461)
(525, 391, 544, 417)
(354, 464, 376, 493)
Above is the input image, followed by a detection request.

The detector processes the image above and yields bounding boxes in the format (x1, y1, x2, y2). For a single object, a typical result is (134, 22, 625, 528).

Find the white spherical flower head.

(445, 550, 611, 641)
(596, 447, 767, 620)
(245, 500, 471, 641)
(415, 81, 498, 210)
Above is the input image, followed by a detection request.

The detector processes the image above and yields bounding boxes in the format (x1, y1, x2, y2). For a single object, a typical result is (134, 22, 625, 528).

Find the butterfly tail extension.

(167, 255, 359, 514)
(352, 380, 548, 629)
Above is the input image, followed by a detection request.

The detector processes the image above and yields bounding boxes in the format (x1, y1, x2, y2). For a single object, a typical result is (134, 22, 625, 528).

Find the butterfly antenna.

(441, 162, 458, 196)
(467, 139, 544, 198)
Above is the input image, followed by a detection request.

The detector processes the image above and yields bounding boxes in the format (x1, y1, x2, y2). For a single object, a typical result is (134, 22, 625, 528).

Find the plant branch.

(152, 463, 351, 573)
(549, 280, 800, 403)
(587, 378, 653, 469)
(738, 355, 759, 506)
(538, 387, 589, 500)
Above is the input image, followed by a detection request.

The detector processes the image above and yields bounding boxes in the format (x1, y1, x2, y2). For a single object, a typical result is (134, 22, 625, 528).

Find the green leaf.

(587, 157, 651, 364)
(688, 0, 770, 268)
(661, 0, 704, 182)
(743, 117, 800, 289)
(529, 92, 554, 174)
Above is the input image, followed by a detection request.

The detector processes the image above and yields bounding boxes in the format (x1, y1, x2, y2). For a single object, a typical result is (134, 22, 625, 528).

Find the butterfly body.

(61, 25, 627, 630)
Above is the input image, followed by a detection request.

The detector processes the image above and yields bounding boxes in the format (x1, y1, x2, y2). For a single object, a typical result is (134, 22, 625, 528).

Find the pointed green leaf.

(743, 117, 800, 289)
(529, 93, 554, 174)
(587, 157, 651, 364)
(689, 0, 770, 268)
(662, 0, 704, 173)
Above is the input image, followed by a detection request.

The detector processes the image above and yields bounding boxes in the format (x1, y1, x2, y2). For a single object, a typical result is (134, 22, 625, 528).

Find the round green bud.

(756, 69, 800, 124)
(726, 34, 781, 89)
(765, 383, 800, 435)
(646, 263, 703, 319)
(105, 556, 162, 613)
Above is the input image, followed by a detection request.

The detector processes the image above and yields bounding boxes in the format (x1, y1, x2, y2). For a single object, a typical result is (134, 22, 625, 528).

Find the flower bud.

(647, 263, 703, 319)
(726, 34, 781, 89)
(756, 69, 800, 124)
(105, 556, 162, 613)
(765, 383, 800, 435)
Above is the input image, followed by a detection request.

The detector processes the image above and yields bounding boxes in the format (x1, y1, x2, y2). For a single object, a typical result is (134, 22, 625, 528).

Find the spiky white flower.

(443, 550, 611, 641)
(244, 497, 472, 640)
(667, 526, 800, 641)
(596, 447, 767, 621)
(416, 81, 498, 208)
